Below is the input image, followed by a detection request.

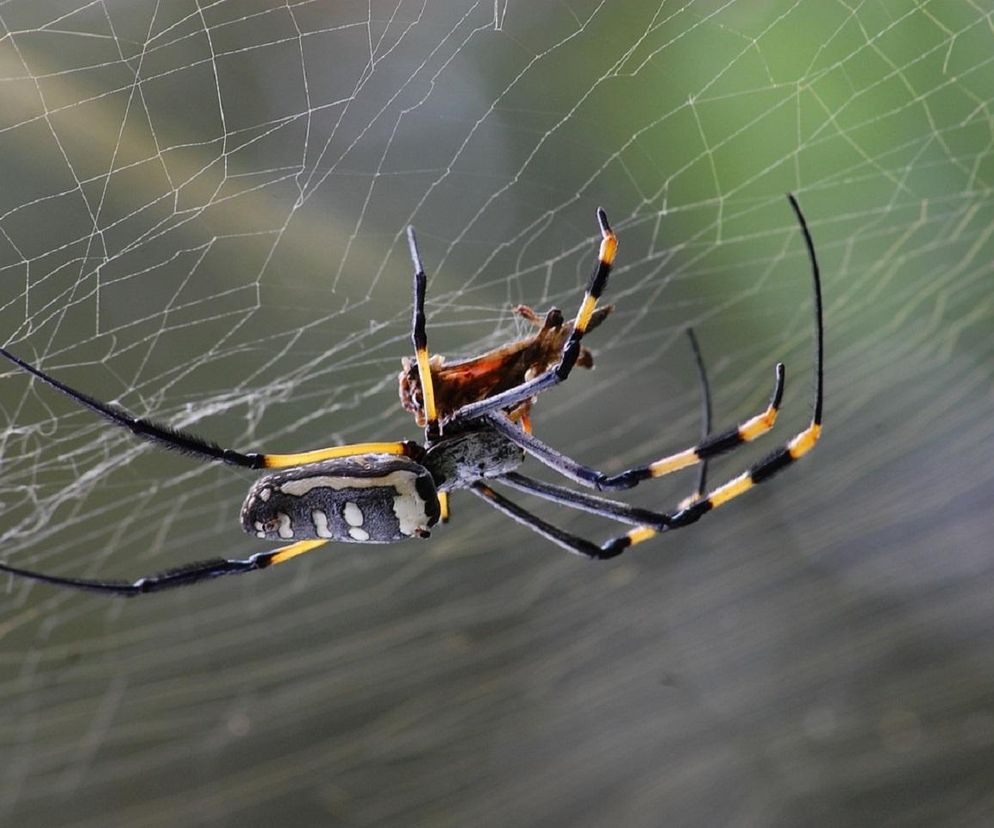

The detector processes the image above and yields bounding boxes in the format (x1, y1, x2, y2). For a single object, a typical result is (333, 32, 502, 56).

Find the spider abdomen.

(241, 456, 441, 543)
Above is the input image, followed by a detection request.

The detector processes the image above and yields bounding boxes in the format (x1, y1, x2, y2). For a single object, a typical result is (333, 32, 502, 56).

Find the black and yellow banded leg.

(438, 491, 451, 523)
(480, 361, 783, 492)
(477, 193, 824, 560)
(559, 207, 618, 377)
(477, 417, 821, 561)
(0, 345, 418, 471)
(665, 420, 822, 531)
(406, 226, 440, 439)
(586, 192, 826, 556)
(605, 419, 822, 555)
(0, 539, 328, 596)
(448, 209, 618, 426)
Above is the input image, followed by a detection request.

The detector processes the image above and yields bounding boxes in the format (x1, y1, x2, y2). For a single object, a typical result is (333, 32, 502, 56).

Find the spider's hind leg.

(0, 539, 328, 596)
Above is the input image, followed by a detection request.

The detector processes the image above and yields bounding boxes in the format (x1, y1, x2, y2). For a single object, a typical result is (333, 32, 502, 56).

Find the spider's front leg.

(406, 225, 441, 441)
(446, 209, 618, 427)
(475, 193, 824, 559)
(480, 360, 785, 492)
(0, 344, 419, 471)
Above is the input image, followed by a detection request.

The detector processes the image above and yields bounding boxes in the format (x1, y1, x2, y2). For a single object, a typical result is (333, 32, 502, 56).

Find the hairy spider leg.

(0, 539, 328, 596)
(446, 208, 618, 427)
(0, 346, 416, 470)
(473, 192, 824, 559)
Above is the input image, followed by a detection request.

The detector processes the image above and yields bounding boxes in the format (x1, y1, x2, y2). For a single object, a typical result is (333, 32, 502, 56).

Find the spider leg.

(447, 208, 617, 427)
(497, 471, 671, 529)
(480, 359, 784, 491)
(0, 346, 416, 470)
(490, 329, 716, 522)
(0, 539, 327, 596)
(471, 483, 654, 559)
(478, 390, 816, 561)
(658, 192, 823, 537)
(477, 192, 823, 559)
(597, 402, 822, 558)
(491, 325, 734, 529)
(685, 327, 713, 503)
(406, 225, 441, 440)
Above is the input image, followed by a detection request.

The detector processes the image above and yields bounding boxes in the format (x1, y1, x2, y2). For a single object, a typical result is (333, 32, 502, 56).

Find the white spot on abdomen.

(312, 509, 333, 539)
(393, 494, 426, 537)
(343, 501, 364, 527)
(348, 527, 370, 541)
(259, 488, 271, 501)
(277, 512, 294, 539)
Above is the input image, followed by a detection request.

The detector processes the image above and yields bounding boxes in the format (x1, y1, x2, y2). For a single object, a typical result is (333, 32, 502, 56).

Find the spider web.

(0, 2, 992, 825)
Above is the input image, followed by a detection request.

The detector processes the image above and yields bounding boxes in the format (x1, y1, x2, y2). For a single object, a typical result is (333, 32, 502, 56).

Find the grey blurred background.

(0, 2, 992, 826)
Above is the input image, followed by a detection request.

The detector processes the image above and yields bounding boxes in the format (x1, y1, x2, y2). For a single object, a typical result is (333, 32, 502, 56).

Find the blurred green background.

(0, 2, 992, 826)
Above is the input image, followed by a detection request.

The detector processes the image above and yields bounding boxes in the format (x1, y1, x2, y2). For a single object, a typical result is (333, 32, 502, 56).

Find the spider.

(398, 282, 613, 523)
(0, 194, 822, 596)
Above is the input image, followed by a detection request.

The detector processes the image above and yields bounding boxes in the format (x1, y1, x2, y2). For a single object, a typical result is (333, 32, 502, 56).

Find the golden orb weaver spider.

(0, 195, 823, 596)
